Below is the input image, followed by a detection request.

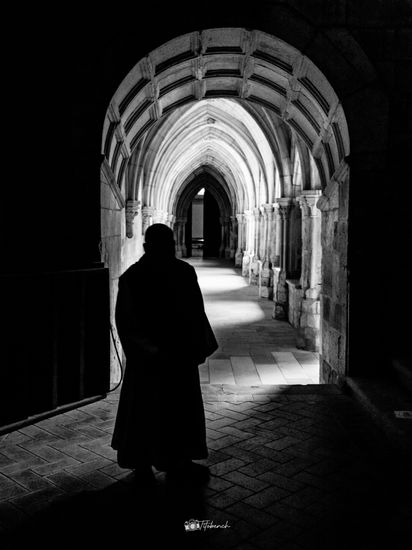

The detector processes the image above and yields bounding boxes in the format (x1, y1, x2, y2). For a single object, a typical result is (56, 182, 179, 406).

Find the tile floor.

(193, 259, 319, 385)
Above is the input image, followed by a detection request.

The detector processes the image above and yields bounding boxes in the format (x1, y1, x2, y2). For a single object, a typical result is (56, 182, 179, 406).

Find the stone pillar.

(230, 215, 237, 260)
(175, 217, 187, 258)
(249, 208, 262, 284)
(125, 199, 141, 238)
(297, 190, 322, 351)
(317, 162, 349, 385)
(224, 217, 231, 259)
(167, 213, 175, 229)
(219, 218, 229, 258)
(261, 204, 274, 298)
(272, 198, 292, 319)
(242, 210, 253, 276)
(235, 213, 244, 267)
(273, 203, 281, 267)
(142, 206, 154, 236)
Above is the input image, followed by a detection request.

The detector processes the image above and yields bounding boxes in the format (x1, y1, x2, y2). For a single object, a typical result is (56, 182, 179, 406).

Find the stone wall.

(101, 166, 143, 384)
(286, 280, 303, 329)
(317, 164, 349, 385)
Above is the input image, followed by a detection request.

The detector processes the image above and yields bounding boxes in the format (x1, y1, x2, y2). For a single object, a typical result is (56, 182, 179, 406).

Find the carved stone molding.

(126, 199, 141, 238)
(276, 197, 292, 219)
(100, 158, 125, 209)
(298, 190, 322, 217)
(142, 206, 155, 235)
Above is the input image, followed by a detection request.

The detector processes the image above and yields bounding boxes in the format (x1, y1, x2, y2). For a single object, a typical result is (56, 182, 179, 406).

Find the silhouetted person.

(111, 223, 218, 485)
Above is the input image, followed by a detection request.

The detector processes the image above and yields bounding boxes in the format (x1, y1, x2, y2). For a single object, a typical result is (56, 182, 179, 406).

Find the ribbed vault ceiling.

(102, 28, 349, 216)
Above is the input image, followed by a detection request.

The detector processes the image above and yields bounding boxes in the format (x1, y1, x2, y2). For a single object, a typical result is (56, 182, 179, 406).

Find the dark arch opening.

(175, 171, 233, 259)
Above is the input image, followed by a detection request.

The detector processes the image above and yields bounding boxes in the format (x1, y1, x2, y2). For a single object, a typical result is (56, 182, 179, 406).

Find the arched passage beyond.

(100, 28, 351, 386)
(174, 170, 233, 259)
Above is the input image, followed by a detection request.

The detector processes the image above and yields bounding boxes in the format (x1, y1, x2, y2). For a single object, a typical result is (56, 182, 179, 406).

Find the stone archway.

(100, 28, 351, 385)
(174, 168, 233, 259)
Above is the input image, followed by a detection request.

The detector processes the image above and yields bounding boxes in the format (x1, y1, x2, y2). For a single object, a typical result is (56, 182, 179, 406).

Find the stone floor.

(193, 259, 319, 385)
(1, 259, 411, 549)
(1, 385, 411, 550)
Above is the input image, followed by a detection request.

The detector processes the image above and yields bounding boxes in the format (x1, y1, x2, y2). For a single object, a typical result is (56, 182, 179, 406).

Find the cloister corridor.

(191, 259, 319, 386)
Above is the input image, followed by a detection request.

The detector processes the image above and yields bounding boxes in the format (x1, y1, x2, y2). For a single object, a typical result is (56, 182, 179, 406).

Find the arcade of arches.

(100, 29, 350, 386)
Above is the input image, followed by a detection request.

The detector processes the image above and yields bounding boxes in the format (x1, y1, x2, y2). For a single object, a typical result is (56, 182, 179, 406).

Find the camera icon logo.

(184, 519, 201, 532)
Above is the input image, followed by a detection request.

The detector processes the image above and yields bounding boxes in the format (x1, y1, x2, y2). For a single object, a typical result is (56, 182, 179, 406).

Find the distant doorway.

(203, 190, 221, 258)
(191, 188, 204, 257)
(186, 188, 221, 258)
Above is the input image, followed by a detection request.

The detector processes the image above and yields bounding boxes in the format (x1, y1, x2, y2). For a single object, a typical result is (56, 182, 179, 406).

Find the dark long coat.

(111, 254, 218, 470)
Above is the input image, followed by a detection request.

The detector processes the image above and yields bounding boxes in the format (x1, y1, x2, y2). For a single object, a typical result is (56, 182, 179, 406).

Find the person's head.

(143, 223, 176, 259)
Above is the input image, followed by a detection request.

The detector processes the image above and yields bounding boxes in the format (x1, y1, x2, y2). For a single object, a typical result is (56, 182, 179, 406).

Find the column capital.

(297, 191, 322, 217)
(126, 199, 141, 238)
(276, 197, 292, 218)
(253, 207, 261, 221)
(261, 203, 274, 220)
(142, 205, 155, 216)
(236, 213, 245, 224)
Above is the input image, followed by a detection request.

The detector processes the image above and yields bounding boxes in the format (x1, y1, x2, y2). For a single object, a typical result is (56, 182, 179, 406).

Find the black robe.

(111, 254, 218, 470)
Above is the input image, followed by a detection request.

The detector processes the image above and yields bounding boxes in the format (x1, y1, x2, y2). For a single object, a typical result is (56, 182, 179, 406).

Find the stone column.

(272, 203, 281, 267)
(249, 208, 262, 284)
(219, 218, 226, 257)
(175, 217, 187, 258)
(167, 213, 175, 228)
(242, 210, 253, 276)
(224, 217, 231, 258)
(278, 199, 291, 272)
(142, 206, 154, 236)
(316, 161, 349, 384)
(261, 204, 274, 297)
(235, 213, 244, 267)
(253, 208, 261, 261)
(272, 198, 292, 319)
(230, 215, 237, 260)
(296, 190, 322, 351)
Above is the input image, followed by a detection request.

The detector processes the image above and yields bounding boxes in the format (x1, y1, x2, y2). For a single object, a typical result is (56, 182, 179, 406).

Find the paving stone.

(238, 458, 279, 477)
(31, 456, 82, 476)
(266, 501, 317, 529)
(222, 471, 269, 492)
(45, 471, 94, 493)
(8, 486, 65, 511)
(211, 458, 246, 476)
(4, 470, 56, 492)
(279, 486, 325, 510)
(207, 435, 243, 451)
(17, 443, 70, 462)
(71, 470, 116, 489)
(64, 457, 114, 476)
(264, 435, 301, 451)
(208, 485, 254, 509)
(54, 444, 102, 462)
(77, 442, 117, 460)
(226, 501, 276, 529)
(0, 483, 29, 501)
(244, 486, 290, 508)
(0, 456, 49, 476)
(205, 475, 234, 493)
(257, 471, 306, 493)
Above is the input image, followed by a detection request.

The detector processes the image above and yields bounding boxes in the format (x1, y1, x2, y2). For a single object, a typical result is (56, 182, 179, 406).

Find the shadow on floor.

(1, 384, 412, 550)
(2, 474, 210, 550)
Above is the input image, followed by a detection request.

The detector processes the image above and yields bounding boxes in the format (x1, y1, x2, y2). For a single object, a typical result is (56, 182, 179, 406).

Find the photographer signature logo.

(184, 519, 231, 532)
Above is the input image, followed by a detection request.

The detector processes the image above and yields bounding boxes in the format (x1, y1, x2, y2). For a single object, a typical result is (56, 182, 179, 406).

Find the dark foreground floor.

(1, 384, 411, 550)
